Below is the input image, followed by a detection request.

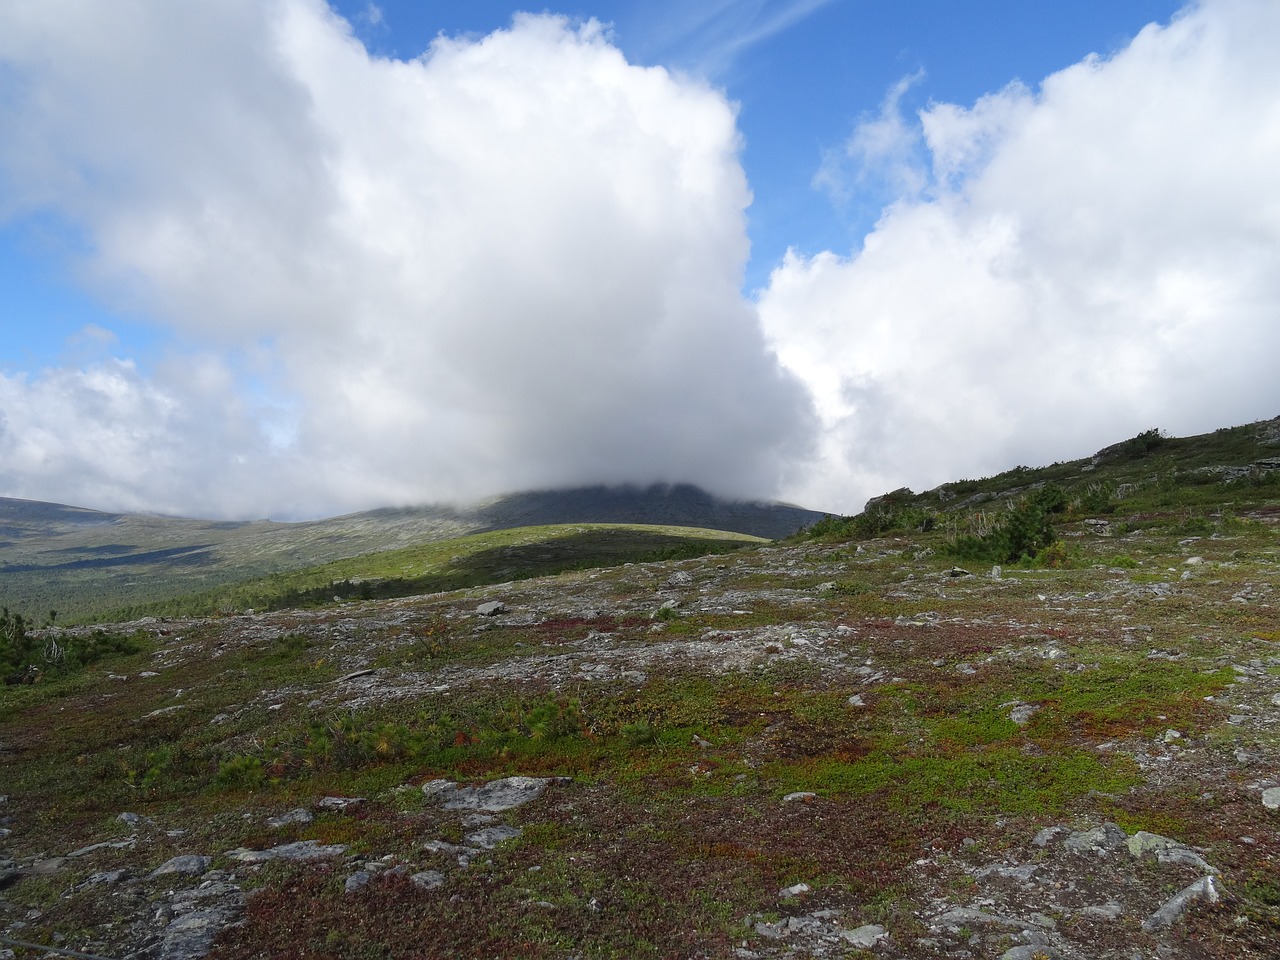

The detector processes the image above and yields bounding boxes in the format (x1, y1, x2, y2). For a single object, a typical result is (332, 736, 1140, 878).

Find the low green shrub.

(1, 607, 147, 684)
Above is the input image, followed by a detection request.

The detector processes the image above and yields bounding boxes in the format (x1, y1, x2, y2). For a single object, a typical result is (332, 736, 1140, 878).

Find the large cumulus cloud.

(0, 1, 814, 518)
(761, 0, 1280, 514)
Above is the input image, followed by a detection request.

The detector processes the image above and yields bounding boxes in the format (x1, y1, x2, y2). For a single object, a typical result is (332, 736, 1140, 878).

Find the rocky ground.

(1, 508, 1278, 958)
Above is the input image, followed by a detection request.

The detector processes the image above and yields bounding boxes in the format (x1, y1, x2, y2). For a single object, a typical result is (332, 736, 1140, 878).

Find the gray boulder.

(1063, 823, 1128, 854)
(1141, 876, 1220, 932)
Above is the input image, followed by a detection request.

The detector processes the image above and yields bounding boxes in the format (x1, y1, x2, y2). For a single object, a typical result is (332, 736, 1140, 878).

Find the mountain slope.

(472, 483, 823, 540)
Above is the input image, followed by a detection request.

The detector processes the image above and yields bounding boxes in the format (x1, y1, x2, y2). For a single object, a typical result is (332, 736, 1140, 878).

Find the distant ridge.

(470, 483, 825, 541)
(0, 484, 824, 619)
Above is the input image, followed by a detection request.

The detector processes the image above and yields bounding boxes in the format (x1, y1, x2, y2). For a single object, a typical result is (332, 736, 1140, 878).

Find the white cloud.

(4, 0, 1278, 524)
(0, 357, 279, 518)
(761, 0, 1280, 514)
(813, 69, 929, 205)
(0, 1, 814, 518)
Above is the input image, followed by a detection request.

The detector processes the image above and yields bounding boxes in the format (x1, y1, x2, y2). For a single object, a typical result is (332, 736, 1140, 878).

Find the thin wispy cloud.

(634, 0, 838, 77)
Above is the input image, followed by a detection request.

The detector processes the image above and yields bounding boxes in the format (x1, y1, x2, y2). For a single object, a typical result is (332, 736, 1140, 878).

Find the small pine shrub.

(948, 485, 1064, 564)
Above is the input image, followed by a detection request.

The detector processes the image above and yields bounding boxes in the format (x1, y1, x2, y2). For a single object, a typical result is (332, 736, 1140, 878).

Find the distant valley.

(0, 484, 825, 621)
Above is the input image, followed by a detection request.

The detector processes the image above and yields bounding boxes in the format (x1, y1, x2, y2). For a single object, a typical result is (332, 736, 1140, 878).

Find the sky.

(1, 0, 1277, 521)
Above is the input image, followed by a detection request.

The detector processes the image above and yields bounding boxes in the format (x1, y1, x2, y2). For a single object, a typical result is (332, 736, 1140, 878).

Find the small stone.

(847, 694, 865, 708)
(411, 870, 446, 890)
(117, 812, 149, 829)
(778, 882, 810, 898)
(1007, 702, 1040, 726)
(344, 871, 372, 894)
(316, 796, 365, 811)
(1261, 787, 1280, 810)
(782, 791, 816, 803)
(1079, 902, 1124, 920)
(475, 601, 508, 616)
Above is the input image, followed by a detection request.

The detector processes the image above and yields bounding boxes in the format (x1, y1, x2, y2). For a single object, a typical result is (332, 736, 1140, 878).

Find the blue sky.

(2, 0, 1277, 519)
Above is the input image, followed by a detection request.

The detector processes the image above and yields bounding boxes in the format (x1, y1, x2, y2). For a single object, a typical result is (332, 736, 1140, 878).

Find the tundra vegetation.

(0, 419, 1278, 958)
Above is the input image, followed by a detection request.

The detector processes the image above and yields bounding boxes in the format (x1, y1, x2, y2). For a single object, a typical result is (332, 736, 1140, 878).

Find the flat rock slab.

(421, 776, 561, 812)
(65, 838, 136, 858)
(933, 906, 1035, 931)
(465, 825, 522, 849)
(227, 840, 347, 863)
(841, 924, 887, 948)
(151, 855, 212, 878)
(159, 907, 237, 960)
(265, 808, 314, 829)
(1000, 947, 1063, 960)
(77, 869, 132, 889)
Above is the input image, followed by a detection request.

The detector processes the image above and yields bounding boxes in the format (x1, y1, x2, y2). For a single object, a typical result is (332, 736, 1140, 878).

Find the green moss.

(772, 748, 1138, 815)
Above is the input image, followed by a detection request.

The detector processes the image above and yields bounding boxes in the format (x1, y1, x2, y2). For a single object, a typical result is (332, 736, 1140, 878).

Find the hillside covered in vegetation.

(0, 418, 1277, 959)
